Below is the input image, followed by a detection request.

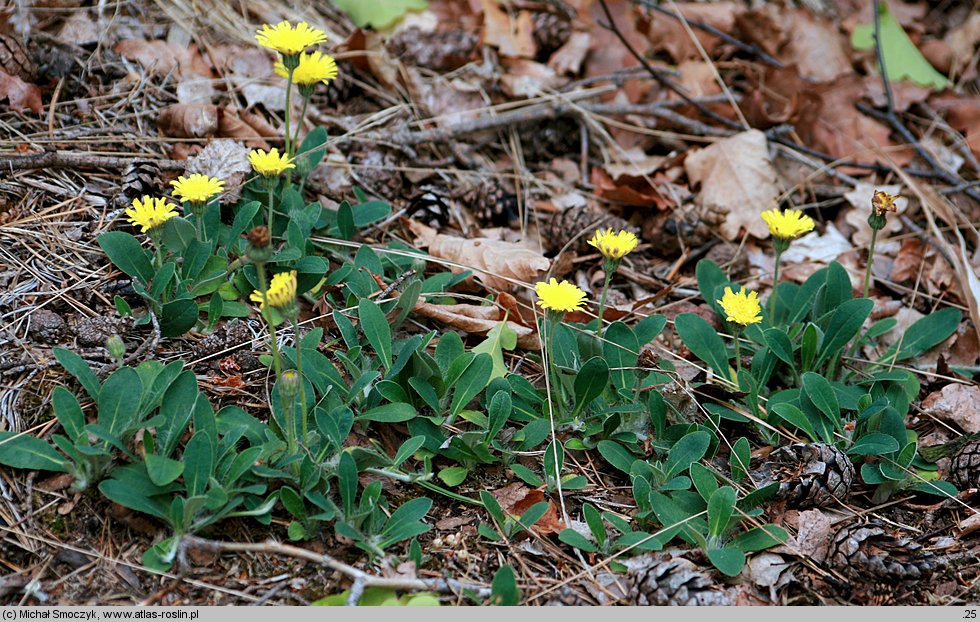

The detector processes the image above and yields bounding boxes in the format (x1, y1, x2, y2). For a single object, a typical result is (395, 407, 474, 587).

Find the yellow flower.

(587, 228, 639, 261)
(255, 21, 327, 57)
(275, 51, 338, 86)
(871, 189, 898, 216)
(716, 286, 763, 326)
(248, 148, 295, 177)
(125, 196, 177, 233)
(171, 174, 224, 204)
(535, 278, 587, 313)
(761, 208, 815, 241)
(250, 271, 297, 310)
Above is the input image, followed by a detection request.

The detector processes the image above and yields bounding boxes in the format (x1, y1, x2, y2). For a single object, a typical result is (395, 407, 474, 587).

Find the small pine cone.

(542, 204, 635, 254)
(949, 438, 980, 490)
(521, 116, 580, 161)
(386, 27, 478, 71)
(117, 161, 165, 208)
(0, 33, 37, 82)
(191, 321, 254, 362)
(406, 187, 453, 229)
(755, 442, 855, 508)
(532, 11, 572, 60)
(828, 521, 937, 581)
(628, 558, 733, 606)
(317, 60, 359, 109)
(75, 316, 133, 347)
(475, 182, 520, 228)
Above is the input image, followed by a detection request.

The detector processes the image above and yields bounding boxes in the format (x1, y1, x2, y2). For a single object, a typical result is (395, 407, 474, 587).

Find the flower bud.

(279, 369, 301, 400)
(246, 225, 273, 263)
(106, 334, 126, 363)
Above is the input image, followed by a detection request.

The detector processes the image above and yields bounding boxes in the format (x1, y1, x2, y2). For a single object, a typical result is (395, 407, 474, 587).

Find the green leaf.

(438, 466, 468, 487)
(583, 503, 606, 548)
(558, 528, 597, 553)
(603, 322, 639, 392)
(98, 231, 154, 284)
(486, 390, 512, 443)
(762, 328, 794, 366)
(572, 357, 609, 417)
(183, 432, 214, 497)
(52, 387, 85, 441)
(851, 1, 948, 90)
(160, 299, 199, 338)
(97, 367, 142, 440)
(296, 126, 328, 176)
(0, 432, 68, 472)
(450, 353, 493, 418)
(730, 437, 751, 481)
(359, 402, 417, 423)
(663, 431, 711, 480)
(159, 216, 196, 254)
(334, 0, 427, 29)
(883, 307, 961, 362)
(471, 322, 518, 381)
(848, 432, 900, 456)
(675, 313, 731, 381)
(732, 525, 788, 552)
(696, 259, 728, 316)
(145, 453, 184, 486)
(358, 298, 392, 372)
(815, 298, 873, 368)
(802, 372, 840, 421)
(352, 199, 391, 227)
(707, 486, 737, 539)
(489, 564, 520, 606)
(634, 315, 667, 345)
(597, 440, 636, 474)
(54, 348, 101, 400)
(707, 546, 746, 577)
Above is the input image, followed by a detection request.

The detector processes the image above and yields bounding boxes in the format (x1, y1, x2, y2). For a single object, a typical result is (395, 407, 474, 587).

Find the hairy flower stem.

(545, 310, 565, 412)
(863, 228, 879, 300)
(595, 262, 616, 338)
(266, 181, 276, 235)
(733, 328, 742, 379)
(283, 67, 296, 158)
(291, 316, 308, 441)
(769, 248, 783, 321)
(255, 263, 283, 382)
(292, 95, 311, 159)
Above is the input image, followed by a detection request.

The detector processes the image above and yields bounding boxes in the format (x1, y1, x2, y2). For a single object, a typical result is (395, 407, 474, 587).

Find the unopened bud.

(246, 225, 272, 263)
(279, 369, 301, 399)
(106, 334, 125, 363)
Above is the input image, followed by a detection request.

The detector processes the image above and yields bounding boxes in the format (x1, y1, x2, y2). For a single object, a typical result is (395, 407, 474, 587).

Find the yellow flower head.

(716, 286, 763, 326)
(275, 51, 338, 86)
(535, 278, 587, 313)
(871, 189, 899, 216)
(250, 271, 297, 311)
(125, 196, 177, 233)
(248, 148, 295, 177)
(587, 228, 639, 261)
(255, 21, 327, 57)
(171, 174, 224, 204)
(761, 208, 815, 241)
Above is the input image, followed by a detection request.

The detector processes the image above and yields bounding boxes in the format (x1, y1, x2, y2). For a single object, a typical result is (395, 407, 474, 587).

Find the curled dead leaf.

(413, 300, 539, 349)
(684, 129, 780, 241)
(922, 384, 980, 434)
(482, 0, 536, 58)
(491, 482, 563, 535)
(157, 103, 219, 138)
(0, 68, 42, 114)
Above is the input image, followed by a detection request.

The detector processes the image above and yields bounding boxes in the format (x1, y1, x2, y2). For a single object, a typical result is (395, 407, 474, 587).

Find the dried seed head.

(871, 189, 899, 216)
(246, 225, 272, 263)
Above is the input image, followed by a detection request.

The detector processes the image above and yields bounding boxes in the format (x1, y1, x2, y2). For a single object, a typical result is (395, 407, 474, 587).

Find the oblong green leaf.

(98, 231, 153, 284)
(0, 432, 68, 472)
(358, 298, 392, 372)
(675, 313, 730, 381)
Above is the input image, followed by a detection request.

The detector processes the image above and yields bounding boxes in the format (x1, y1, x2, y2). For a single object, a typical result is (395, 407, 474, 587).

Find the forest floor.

(1, 0, 980, 607)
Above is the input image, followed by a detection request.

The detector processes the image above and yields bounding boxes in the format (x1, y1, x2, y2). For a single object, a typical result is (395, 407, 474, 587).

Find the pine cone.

(627, 558, 733, 606)
(0, 33, 37, 82)
(532, 11, 572, 60)
(521, 116, 581, 161)
(474, 182, 521, 228)
(117, 161, 165, 208)
(828, 521, 937, 581)
(191, 321, 254, 363)
(542, 204, 635, 253)
(386, 27, 478, 71)
(755, 443, 855, 508)
(949, 438, 980, 490)
(406, 187, 453, 229)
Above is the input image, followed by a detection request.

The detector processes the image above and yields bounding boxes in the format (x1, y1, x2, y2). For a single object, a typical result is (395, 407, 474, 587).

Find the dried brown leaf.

(412, 300, 539, 349)
(644, 2, 738, 63)
(684, 129, 780, 241)
(548, 31, 591, 75)
(781, 10, 852, 82)
(482, 0, 537, 58)
(157, 103, 219, 138)
(922, 384, 980, 433)
(492, 483, 563, 535)
(114, 40, 211, 78)
(0, 68, 42, 114)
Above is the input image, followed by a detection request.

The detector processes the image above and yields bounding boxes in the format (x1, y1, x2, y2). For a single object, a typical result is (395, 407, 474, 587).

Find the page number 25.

(965, 611, 976, 618)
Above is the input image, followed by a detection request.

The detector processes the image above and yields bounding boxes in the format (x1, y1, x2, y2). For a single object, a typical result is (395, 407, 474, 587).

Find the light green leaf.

(0, 432, 68, 472)
(471, 321, 518, 381)
(334, 0, 427, 29)
(852, 1, 948, 90)
(358, 298, 392, 372)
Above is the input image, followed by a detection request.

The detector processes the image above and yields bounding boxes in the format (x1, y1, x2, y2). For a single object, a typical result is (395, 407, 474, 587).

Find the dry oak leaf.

(684, 129, 780, 241)
(408, 221, 550, 291)
(157, 103, 219, 138)
(0, 68, 42, 113)
(548, 31, 591, 75)
(413, 300, 539, 349)
(922, 384, 980, 434)
(644, 2, 738, 63)
(490, 482, 563, 536)
(780, 9, 852, 83)
(481, 0, 536, 58)
(114, 39, 212, 78)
